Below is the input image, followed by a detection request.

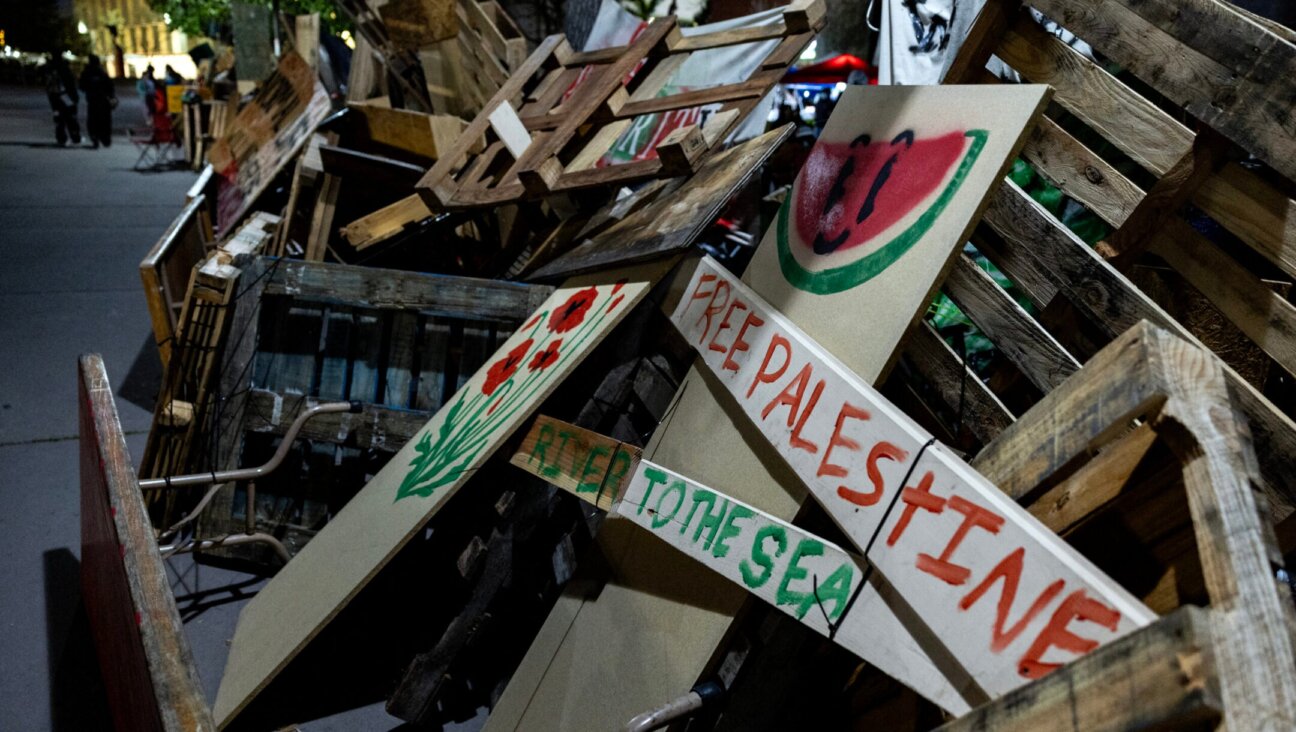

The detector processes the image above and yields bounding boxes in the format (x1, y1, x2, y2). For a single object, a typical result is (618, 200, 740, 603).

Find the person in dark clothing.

(79, 55, 116, 148)
(44, 55, 81, 146)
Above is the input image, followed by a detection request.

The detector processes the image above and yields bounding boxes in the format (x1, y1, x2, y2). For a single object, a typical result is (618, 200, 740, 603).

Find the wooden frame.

(938, 319, 1296, 729)
(901, 0, 1296, 548)
(415, 0, 824, 210)
(140, 195, 213, 368)
(79, 354, 214, 731)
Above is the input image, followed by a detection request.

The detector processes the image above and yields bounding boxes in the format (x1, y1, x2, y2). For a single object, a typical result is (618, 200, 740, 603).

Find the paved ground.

(0, 83, 408, 730)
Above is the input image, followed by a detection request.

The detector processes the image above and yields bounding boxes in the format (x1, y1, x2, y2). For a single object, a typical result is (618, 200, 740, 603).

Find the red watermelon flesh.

(794, 130, 968, 256)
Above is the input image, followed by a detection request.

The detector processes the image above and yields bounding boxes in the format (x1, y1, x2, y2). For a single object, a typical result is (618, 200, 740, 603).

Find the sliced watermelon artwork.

(778, 128, 988, 295)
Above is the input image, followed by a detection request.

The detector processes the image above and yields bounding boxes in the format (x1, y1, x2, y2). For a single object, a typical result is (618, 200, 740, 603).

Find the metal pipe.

(625, 692, 703, 732)
(139, 400, 360, 490)
(624, 681, 724, 732)
(159, 531, 293, 564)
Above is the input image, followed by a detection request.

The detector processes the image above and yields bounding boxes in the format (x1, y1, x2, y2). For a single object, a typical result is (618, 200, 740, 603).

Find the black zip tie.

(954, 331, 969, 439)
(812, 436, 938, 639)
(590, 441, 627, 519)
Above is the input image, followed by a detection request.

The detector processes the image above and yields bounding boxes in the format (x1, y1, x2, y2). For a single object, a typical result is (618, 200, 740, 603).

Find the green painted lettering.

(528, 423, 555, 472)
(740, 525, 787, 589)
(815, 563, 855, 621)
(712, 504, 755, 559)
(777, 539, 825, 619)
(637, 467, 669, 515)
(652, 480, 687, 529)
(544, 429, 573, 478)
(575, 445, 611, 492)
(605, 449, 633, 503)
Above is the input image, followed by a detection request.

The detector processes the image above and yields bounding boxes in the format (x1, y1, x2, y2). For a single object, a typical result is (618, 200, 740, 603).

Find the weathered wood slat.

(80, 355, 215, 732)
(902, 322, 1016, 445)
(262, 257, 553, 321)
(943, 253, 1080, 392)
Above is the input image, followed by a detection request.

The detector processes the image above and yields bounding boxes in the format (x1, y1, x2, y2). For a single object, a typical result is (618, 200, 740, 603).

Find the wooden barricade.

(893, 0, 1296, 552)
(416, 0, 824, 210)
(194, 257, 553, 564)
(139, 214, 280, 525)
(79, 354, 214, 732)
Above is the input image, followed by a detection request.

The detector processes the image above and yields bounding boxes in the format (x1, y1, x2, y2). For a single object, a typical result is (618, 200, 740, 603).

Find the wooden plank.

(244, 388, 429, 451)
(673, 257, 1152, 699)
(902, 322, 1015, 445)
(318, 144, 427, 186)
(981, 179, 1296, 518)
(304, 173, 342, 262)
(339, 193, 434, 250)
(140, 195, 209, 368)
(510, 414, 642, 512)
(349, 101, 465, 160)
(213, 260, 673, 728)
(210, 52, 331, 235)
(994, 10, 1192, 176)
(943, 253, 1080, 392)
(79, 355, 215, 732)
(489, 83, 1052, 730)
(936, 607, 1219, 732)
(379, 0, 456, 51)
(1030, 0, 1296, 184)
(532, 125, 792, 279)
(1025, 423, 1157, 537)
(1018, 115, 1142, 228)
(1195, 162, 1296, 280)
(1150, 218, 1296, 378)
(263, 257, 552, 321)
(295, 13, 320, 71)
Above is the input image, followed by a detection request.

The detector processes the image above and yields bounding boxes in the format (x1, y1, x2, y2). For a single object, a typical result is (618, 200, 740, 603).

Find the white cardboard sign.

(669, 256, 1153, 699)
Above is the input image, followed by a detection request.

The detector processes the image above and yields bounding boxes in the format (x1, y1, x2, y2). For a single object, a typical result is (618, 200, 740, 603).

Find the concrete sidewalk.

(0, 83, 411, 730)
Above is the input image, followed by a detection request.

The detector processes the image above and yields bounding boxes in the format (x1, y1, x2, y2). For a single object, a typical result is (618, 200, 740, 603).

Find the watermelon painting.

(777, 126, 988, 294)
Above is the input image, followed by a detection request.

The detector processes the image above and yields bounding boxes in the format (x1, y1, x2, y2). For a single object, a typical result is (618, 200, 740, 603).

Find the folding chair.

(131, 110, 183, 171)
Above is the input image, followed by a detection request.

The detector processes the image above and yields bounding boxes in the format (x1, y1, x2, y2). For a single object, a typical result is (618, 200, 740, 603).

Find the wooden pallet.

(415, 0, 824, 211)
(79, 354, 214, 732)
(194, 257, 552, 564)
(934, 320, 1296, 729)
(140, 195, 213, 369)
(454, 0, 528, 112)
(139, 214, 281, 525)
(892, 0, 1296, 550)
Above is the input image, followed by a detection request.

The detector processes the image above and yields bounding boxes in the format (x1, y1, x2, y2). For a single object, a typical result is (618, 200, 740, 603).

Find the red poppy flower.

(606, 294, 624, 313)
(611, 278, 628, 295)
(523, 313, 542, 329)
(549, 287, 599, 334)
(529, 339, 562, 371)
(482, 339, 532, 396)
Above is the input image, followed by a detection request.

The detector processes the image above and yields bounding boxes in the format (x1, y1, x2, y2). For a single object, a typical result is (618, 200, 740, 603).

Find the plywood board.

(487, 83, 1050, 729)
(530, 125, 792, 280)
(209, 52, 332, 235)
(672, 257, 1152, 701)
(213, 260, 671, 728)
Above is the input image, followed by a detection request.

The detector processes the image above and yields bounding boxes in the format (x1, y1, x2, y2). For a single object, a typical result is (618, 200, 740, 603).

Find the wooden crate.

(193, 257, 553, 563)
(888, 0, 1296, 551)
(416, 0, 823, 210)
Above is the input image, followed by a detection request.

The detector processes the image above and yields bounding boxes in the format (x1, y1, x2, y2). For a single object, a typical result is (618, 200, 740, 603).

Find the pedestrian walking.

(137, 65, 158, 126)
(44, 54, 81, 146)
(79, 55, 117, 148)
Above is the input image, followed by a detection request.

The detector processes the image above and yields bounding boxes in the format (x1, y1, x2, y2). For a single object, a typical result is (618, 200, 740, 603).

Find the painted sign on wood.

(213, 263, 670, 728)
(485, 84, 1053, 730)
(671, 257, 1154, 700)
(209, 52, 331, 235)
(510, 415, 964, 710)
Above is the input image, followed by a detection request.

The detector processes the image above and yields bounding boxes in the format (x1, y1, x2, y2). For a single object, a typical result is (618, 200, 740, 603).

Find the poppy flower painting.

(529, 340, 562, 371)
(549, 287, 599, 333)
(483, 339, 532, 396)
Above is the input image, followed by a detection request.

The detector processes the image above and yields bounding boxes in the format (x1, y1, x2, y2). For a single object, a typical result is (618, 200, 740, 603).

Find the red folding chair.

(130, 100, 183, 171)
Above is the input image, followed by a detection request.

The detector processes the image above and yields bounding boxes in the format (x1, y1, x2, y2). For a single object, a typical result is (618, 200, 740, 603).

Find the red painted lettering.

(695, 279, 731, 343)
(838, 439, 906, 508)
(789, 379, 825, 453)
(1018, 590, 1121, 679)
(747, 334, 791, 399)
(708, 300, 748, 354)
(885, 471, 943, 546)
(760, 364, 823, 453)
(724, 311, 765, 372)
(818, 403, 869, 478)
(685, 273, 716, 310)
(960, 547, 1066, 652)
(916, 495, 1005, 585)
